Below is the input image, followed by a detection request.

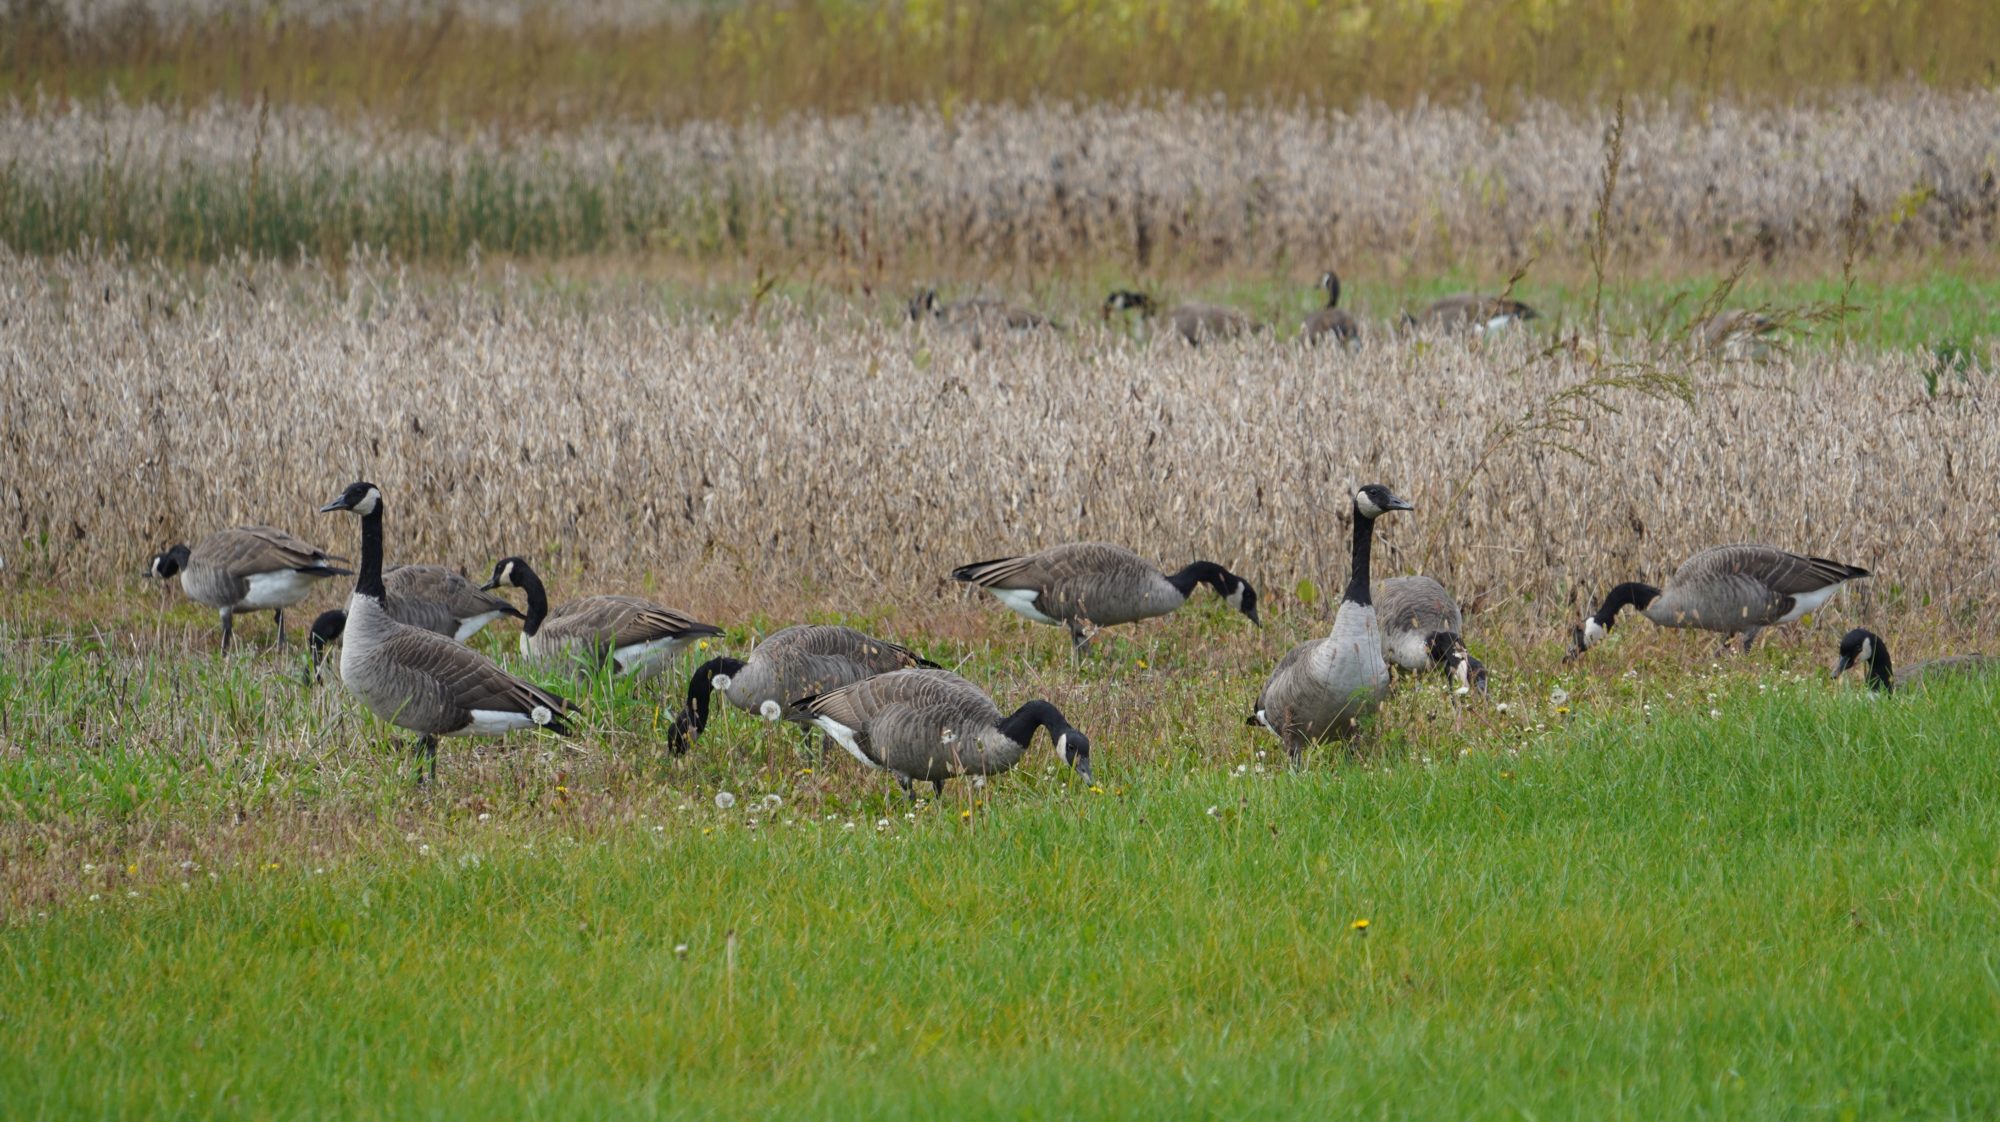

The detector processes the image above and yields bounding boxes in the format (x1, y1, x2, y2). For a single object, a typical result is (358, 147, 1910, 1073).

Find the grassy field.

(3, 612, 1998, 1116)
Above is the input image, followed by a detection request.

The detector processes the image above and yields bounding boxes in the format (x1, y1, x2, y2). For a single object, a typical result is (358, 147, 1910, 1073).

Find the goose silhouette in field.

(1250, 484, 1414, 764)
(319, 482, 573, 783)
(668, 624, 940, 755)
(1833, 628, 1996, 694)
(796, 668, 1091, 798)
(1301, 271, 1361, 348)
(1377, 575, 1488, 694)
(149, 526, 350, 650)
(951, 543, 1260, 654)
(1572, 544, 1869, 657)
(907, 289, 1050, 333)
(1401, 292, 1539, 335)
(1102, 290, 1257, 345)
(1695, 310, 1780, 360)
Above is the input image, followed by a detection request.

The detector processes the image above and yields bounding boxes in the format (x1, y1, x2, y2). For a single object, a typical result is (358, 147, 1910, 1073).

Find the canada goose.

(1250, 484, 1414, 763)
(1833, 628, 1996, 694)
(1696, 310, 1779, 359)
(1402, 293, 1539, 334)
(319, 482, 573, 782)
(951, 543, 1260, 653)
(482, 557, 722, 678)
(1377, 575, 1488, 693)
(1573, 544, 1870, 656)
(300, 566, 524, 684)
(1102, 290, 1255, 345)
(148, 526, 350, 650)
(668, 624, 940, 754)
(795, 668, 1091, 798)
(305, 609, 347, 686)
(1301, 271, 1360, 348)
(908, 289, 1049, 332)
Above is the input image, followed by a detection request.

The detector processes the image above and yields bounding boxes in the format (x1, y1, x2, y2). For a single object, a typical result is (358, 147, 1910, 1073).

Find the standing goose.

(1573, 544, 1870, 656)
(668, 625, 941, 755)
(1250, 484, 1414, 763)
(796, 668, 1091, 798)
(1833, 628, 1996, 694)
(148, 526, 350, 650)
(951, 543, 1260, 653)
(1377, 575, 1488, 693)
(1695, 310, 1779, 359)
(319, 482, 573, 782)
(1102, 290, 1255, 345)
(1301, 271, 1361, 348)
(300, 565, 525, 684)
(1402, 292, 1539, 334)
(482, 557, 723, 678)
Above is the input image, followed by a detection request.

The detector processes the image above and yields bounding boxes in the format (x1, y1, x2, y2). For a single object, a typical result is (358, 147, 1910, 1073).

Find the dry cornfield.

(3, 92, 1998, 268)
(3, 253, 1992, 649)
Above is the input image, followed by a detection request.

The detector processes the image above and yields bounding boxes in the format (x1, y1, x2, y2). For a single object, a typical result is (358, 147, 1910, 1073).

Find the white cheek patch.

(1225, 586, 1246, 611)
(1354, 491, 1382, 517)
(353, 489, 381, 515)
(1858, 638, 1874, 664)
(758, 699, 783, 721)
(1583, 618, 1607, 647)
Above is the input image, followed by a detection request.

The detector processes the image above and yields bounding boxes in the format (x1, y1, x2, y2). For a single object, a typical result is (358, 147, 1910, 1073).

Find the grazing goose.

(1377, 575, 1488, 693)
(1833, 628, 1996, 694)
(951, 543, 1260, 653)
(908, 289, 1049, 332)
(1573, 544, 1870, 656)
(1250, 484, 1414, 763)
(319, 482, 572, 782)
(148, 526, 350, 650)
(796, 668, 1091, 798)
(1402, 292, 1539, 334)
(1696, 310, 1779, 359)
(1301, 271, 1361, 348)
(482, 557, 723, 678)
(304, 608, 348, 686)
(300, 566, 524, 684)
(1102, 290, 1255, 345)
(668, 625, 940, 755)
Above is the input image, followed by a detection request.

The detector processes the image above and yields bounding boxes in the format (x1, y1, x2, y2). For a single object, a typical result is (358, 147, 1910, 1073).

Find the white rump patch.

(758, 699, 783, 721)
(1478, 315, 1517, 334)
(811, 717, 882, 770)
(453, 611, 506, 642)
(241, 569, 320, 610)
(612, 637, 685, 676)
(1776, 584, 1841, 624)
(990, 587, 1059, 625)
(458, 709, 541, 736)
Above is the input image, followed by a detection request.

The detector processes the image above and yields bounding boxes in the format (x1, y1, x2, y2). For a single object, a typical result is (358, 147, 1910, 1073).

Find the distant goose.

(320, 482, 572, 782)
(482, 557, 722, 678)
(1696, 310, 1779, 359)
(1301, 271, 1360, 348)
(1250, 484, 1414, 763)
(300, 565, 524, 684)
(908, 290, 1050, 332)
(1377, 575, 1488, 693)
(951, 543, 1260, 653)
(668, 624, 940, 755)
(1834, 628, 1995, 694)
(1573, 544, 1870, 655)
(1402, 293, 1539, 334)
(148, 526, 350, 649)
(796, 668, 1091, 798)
(1102, 290, 1255, 345)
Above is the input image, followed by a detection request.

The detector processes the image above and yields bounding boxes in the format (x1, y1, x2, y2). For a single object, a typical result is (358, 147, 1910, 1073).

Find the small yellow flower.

(126, 864, 138, 876)
(959, 809, 972, 821)
(698, 640, 710, 651)
(267, 862, 281, 871)
(1136, 659, 1148, 669)
(1088, 784, 1106, 795)
(702, 827, 714, 836)
(1351, 918, 1370, 932)
(555, 785, 569, 793)
(1556, 706, 1571, 716)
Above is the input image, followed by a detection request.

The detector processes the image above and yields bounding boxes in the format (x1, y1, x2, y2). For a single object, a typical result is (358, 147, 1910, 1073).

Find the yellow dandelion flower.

(959, 809, 972, 821)
(1556, 706, 1571, 715)
(1351, 918, 1370, 932)
(1088, 784, 1106, 795)
(1136, 659, 1148, 669)
(126, 864, 138, 876)
(267, 862, 281, 871)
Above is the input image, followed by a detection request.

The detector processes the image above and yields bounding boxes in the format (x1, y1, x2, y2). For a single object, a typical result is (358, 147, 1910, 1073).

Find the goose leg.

(414, 735, 439, 785)
(929, 779, 947, 799)
(1066, 619, 1101, 656)
(219, 609, 234, 652)
(1739, 628, 1761, 653)
(895, 775, 917, 801)
(1285, 732, 1305, 770)
(273, 608, 286, 650)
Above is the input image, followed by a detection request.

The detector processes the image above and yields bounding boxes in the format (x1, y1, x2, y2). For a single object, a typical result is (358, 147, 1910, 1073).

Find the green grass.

(4, 616, 1999, 1117)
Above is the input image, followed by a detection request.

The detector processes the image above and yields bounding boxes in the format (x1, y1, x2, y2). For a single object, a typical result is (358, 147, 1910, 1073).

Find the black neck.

(355, 503, 387, 599)
(1325, 278, 1341, 308)
(514, 565, 551, 635)
(684, 657, 745, 736)
(1343, 508, 1377, 607)
(995, 699, 1067, 747)
(1592, 582, 1661, 626)
(1866, 648, 1894, 693)
(1165, 561, 1228, 599)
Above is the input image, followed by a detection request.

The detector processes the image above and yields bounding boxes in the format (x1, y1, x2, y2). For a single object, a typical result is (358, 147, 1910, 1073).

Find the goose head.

(481, 556, 533, 591)
(1834, 627, 1892, 691)
(906, 289, 940, 322)
(148, 544, 191, 579)
(1319, 271, 1342, 307)
(1224, 574, 1261, 627)
(318, 481, 382, 516)
(1352, 484, 1414, 520)
(1054, 727, 1093, 782)
(1101, 290, 1155, 319)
